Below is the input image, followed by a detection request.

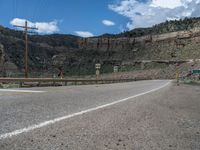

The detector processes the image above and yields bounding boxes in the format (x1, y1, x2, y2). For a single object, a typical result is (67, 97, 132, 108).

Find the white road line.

(0, 89, 46, 93)
(0, 81, 171, 140)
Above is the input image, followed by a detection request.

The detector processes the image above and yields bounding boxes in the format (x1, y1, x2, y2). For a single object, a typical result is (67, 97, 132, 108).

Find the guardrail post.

(53, 81, 56, 86)
(19, 82, 23, 87)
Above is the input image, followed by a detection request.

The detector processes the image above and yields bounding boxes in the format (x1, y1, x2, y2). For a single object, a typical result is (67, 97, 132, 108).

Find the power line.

(12, 0, 15, 19)
(33, 0, 47, 21)
(15, 0, 18, 17)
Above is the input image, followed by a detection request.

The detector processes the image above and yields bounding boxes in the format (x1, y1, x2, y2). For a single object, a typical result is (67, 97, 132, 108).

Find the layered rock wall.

(78, 28, 200, 67)
(1, 25, 200, 77)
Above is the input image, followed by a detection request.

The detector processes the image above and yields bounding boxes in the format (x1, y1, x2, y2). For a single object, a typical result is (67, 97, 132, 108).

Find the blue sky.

(0, 0, 200, 37)
(0, 0, 128, 36)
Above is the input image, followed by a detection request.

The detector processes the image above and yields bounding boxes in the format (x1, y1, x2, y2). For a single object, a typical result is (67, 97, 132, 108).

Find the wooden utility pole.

(14, 21, 37, 78)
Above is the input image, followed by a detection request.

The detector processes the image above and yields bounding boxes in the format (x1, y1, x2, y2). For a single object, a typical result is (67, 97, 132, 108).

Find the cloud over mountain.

(109, 0, 200, 30)
(10, 18, 59, 34)
(75, 31, 94, 37)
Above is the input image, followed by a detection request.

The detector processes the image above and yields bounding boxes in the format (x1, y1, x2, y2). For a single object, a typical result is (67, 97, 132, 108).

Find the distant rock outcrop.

(0, 17, 200, 77)
(79, 28, 200, 61)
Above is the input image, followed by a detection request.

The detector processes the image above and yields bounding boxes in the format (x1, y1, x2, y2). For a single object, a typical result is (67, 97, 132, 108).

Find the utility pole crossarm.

(13, 25, 38, 30)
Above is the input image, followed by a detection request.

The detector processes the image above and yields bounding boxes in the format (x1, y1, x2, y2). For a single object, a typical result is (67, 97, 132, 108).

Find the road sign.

(192, 70, 200, 74)
(95, 64, 101, 80)
(95, 64, 101, 69)
(113, 66, 118, 73)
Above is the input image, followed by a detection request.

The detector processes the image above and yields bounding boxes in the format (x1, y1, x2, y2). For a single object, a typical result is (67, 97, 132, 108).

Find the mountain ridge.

(0, 17, 200, 77)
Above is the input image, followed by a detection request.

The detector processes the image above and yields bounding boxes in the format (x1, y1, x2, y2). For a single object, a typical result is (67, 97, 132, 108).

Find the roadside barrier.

(0, 77, 147, 87)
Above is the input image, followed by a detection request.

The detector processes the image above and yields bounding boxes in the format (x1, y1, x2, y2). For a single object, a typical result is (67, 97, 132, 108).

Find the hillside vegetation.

(0, 17, 200, 77)
(102, 17, 200, 37)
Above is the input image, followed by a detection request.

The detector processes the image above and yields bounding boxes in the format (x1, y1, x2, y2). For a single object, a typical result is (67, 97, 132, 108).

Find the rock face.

(79, 28, 200, 60)
(0, 28, 81, 76)
(1, 18, 200, 77)
(0, 44, 4, 62)
(77, 28, 200, 76)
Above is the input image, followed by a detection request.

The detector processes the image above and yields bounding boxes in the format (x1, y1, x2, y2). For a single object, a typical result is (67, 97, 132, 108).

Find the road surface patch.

(0, 81, 171, 140)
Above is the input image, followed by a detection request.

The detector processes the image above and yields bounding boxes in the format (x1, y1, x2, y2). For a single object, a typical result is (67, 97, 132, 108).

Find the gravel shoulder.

(0, 82, 200, 150)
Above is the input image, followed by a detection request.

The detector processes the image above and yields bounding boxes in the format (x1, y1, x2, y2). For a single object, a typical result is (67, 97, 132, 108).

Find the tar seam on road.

(0, 81, 171, 140)
(0, 89, 46, 93)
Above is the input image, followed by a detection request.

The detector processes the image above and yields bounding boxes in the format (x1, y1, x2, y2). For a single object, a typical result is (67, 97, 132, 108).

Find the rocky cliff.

(0, 18, 200, 77)
(79, 28, 200, 61)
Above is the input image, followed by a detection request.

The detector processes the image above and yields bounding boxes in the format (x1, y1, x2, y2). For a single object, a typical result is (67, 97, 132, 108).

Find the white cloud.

(75, 31, 94, 37)
(10, 18, 59, 34)
(150, 0, 183, 9)
(102, 20, 115, 26)
(109, 0, 200, 30)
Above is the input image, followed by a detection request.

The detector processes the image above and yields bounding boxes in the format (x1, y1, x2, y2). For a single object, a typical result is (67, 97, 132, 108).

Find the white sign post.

(95, 64, 101, 80)
(113, 66, 118, 73)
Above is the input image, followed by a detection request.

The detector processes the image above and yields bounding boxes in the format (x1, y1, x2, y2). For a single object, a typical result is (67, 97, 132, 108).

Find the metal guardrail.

(0, 78, 140, 87)
(0, 78, 135, 82)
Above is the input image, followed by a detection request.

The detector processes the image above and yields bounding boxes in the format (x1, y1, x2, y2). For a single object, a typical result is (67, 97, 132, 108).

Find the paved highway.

(0, 80, 199, 150)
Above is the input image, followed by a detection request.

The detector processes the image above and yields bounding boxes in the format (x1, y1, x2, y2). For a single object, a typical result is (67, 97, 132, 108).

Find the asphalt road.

(0, 80, 199, 150)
